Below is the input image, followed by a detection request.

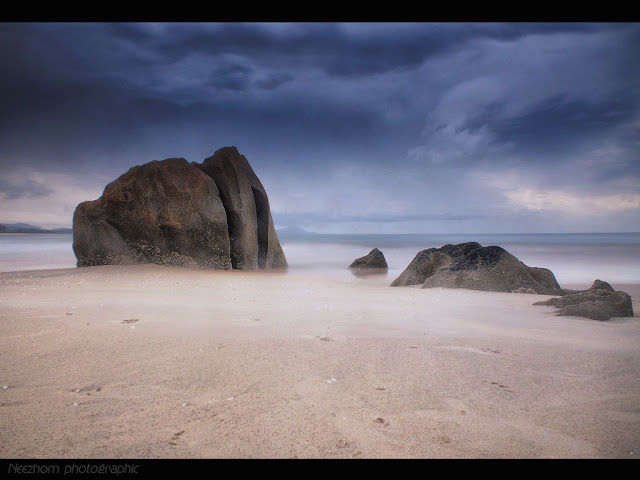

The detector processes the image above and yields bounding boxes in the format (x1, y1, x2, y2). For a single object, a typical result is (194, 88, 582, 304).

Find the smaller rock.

(390, 242, 561, 294)
(349, 248, 388, 276)
(533, 279, 634, 321)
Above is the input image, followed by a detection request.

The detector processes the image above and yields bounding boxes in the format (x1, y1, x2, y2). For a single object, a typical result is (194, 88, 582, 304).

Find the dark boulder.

(390, 242, 561, 294)
(197, 147, 286, 270)
(349, 248, 388, 276)
(533, 279, 634, 321)
(73, 148, 287, 270)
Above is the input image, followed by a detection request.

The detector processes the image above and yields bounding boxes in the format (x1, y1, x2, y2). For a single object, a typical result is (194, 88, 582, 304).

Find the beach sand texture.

(1, 264, 639, 458)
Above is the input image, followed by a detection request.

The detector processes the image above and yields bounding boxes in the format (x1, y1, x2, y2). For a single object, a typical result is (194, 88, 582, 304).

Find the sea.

(1, 232, 639, 287)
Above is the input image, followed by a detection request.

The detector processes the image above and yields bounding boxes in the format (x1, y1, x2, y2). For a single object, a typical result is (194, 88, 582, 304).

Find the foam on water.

(279, 232, 640, 286)
(1, 232, 639, 286)
(0, 234, 76, 272)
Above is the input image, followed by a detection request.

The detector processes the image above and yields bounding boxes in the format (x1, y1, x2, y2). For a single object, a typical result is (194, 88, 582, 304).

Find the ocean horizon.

(1, 231, 639, 287)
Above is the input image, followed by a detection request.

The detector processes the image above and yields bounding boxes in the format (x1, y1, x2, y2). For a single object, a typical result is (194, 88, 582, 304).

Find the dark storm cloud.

(1, 22, 421, 172)
(1, 23, 633, 145)
(410, 22, 640, 194)
(102, 22, 618, 77)
(450, 23, 640, 170)
(469, 94, 637, 157)
(0, 22, 638, 231)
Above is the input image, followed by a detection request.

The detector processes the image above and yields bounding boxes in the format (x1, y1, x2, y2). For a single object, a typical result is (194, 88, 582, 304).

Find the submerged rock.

(73, 147, 287, 270)
(349, 248, 388, 276)
(390, 242, 561, 295)
(533, 279, 634, 321)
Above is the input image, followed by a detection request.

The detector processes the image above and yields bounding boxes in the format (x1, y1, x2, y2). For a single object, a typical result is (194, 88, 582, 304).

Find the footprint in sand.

(374, 417, 389, 426)
(169, 430, 185, 445)
(488, 381, 514, 393)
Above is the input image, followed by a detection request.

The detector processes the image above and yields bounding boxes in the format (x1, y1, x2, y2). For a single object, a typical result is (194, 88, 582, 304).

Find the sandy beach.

(1, 264, 639, 459)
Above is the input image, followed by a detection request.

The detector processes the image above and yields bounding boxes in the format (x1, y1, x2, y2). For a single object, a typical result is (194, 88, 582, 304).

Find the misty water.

(1, 232, 639, 287)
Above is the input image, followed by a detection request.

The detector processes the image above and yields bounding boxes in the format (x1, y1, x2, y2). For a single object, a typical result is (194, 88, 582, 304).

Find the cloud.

(0, 170, 105, 229)
(403, 24, 640, 230)
(0, 23, 637, 232)
(504, 189, 640, 215)
(0, 178, 53, 200)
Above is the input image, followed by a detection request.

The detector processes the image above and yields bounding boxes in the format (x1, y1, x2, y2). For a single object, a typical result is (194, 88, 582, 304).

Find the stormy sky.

(1, 22, 638, 233)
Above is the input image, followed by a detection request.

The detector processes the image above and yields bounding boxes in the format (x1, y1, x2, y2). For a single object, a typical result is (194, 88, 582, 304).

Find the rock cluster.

(73, 147, 287, 270)
(533, 279, 634, 321)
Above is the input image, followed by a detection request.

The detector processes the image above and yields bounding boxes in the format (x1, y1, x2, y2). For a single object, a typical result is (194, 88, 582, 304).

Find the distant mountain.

(0, 223, 72, 234)
(276, 226, 316, 236)
(4, 222, 41, 230)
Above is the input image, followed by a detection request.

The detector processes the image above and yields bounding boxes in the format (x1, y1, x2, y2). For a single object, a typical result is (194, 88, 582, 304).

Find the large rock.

(73, 147, 287, 270)
(349, 248, 388, 276)
(197, 147, 286, 270)
(390, 242, 561, 294)
(533, 279, 634, 321)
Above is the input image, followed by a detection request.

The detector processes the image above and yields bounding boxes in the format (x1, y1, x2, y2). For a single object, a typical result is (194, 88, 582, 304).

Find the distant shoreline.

(0, 232, 72, 235)
(0, 223, 72, 234)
